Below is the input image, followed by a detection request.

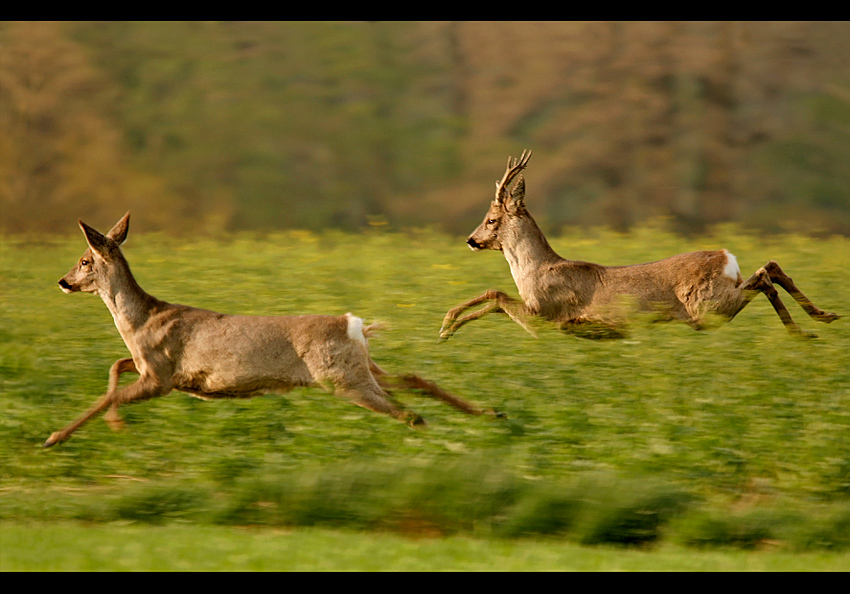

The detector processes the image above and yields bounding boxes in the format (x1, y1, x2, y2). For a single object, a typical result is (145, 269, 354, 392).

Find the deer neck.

(501, 215, 562, 291)
(97, 259, 158, 337)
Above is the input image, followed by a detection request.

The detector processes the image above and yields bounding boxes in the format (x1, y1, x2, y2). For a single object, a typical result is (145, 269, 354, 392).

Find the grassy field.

(3, 521, 849, 571)
(1, 224, 849, 570)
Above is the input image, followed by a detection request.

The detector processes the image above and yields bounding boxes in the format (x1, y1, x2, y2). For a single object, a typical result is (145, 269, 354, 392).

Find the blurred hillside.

(2, 21, 850, 235)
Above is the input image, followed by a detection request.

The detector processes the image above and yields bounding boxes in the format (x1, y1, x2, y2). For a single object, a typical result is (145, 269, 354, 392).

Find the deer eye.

(487, 219, 497, 225)
(80, 259, 90, 267)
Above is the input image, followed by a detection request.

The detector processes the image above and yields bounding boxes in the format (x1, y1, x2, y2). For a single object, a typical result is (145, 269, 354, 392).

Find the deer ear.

(106, 212, 130, 245)
(508, 176, 526, 210)
(79, 220, 113, 258)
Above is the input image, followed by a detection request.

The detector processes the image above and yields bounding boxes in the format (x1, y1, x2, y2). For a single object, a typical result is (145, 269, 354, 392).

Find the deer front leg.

(439, 289, 535, 340)
(103, 358, 138, 431)
(43, 375, 169, 448)
(439, 291, 499, 336)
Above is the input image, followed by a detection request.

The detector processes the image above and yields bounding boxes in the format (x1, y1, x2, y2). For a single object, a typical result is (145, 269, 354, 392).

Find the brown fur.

(440, 150, 840, 341)
(45, 213, 489, 447)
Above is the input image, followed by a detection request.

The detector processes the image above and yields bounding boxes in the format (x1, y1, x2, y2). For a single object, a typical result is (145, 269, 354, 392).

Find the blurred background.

(2, 20, 850, 237)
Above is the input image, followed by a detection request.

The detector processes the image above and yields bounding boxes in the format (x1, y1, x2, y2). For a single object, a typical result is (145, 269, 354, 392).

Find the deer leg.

(762, 261, 840, 323)
(43, 376, 169, 448)
(734, 268, 812, 337)
(393, 374, 486, 415)
(440, 290, 534, 340)
(440, 291, 500, 336)
(369, 361, 488, 416)
(102, 358, 138, 431)
(370, 361, 502, 418)
(337, 380, 425, 427)
(441, 301, 503, 338)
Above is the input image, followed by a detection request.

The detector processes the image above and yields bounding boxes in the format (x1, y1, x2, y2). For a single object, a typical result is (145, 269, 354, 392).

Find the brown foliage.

(2, 22, 849, 235)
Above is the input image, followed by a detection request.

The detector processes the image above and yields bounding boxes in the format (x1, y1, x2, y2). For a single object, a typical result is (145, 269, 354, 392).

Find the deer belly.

(175, 370, 310, 399)
(173, 351, 315, 399)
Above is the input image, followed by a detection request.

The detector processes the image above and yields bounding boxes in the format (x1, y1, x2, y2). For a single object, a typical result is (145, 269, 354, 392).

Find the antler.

(494, 149, 533, 204)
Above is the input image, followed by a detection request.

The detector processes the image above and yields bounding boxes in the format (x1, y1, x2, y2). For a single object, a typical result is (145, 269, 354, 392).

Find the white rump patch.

(723, 249, 741, 282)
(345, 313, 367, 346)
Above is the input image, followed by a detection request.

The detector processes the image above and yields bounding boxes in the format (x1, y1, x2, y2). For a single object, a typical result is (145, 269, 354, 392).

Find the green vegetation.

(3, 522, 848, 571)
(1, 226, 848, 570)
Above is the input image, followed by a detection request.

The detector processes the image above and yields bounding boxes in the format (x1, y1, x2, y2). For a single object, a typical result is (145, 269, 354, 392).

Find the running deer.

(44, 213, 488, 448)
(439, 150, 840, 341)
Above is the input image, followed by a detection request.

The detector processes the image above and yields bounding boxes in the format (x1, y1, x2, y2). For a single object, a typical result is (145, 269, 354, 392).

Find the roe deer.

(44, 213, 488, 447)
(440, 150, 840, 341)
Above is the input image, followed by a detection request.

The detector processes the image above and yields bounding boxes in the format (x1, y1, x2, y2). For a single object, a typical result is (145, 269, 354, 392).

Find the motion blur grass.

(3, 521, 848, 571)
(1, 224, 848, 568)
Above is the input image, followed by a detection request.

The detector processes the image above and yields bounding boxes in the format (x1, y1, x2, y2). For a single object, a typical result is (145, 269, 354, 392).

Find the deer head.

(58, 212, 130, 294)
(466, 150, 532, 251)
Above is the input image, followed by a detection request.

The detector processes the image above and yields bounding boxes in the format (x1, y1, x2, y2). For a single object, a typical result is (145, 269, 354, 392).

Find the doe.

(45, 213, 487, 447)
(440, 150, 840, 341)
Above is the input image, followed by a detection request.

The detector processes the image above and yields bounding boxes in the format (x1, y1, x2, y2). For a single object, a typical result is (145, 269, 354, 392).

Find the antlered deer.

(44, 213, 488, 447)
(440, 150, 840, 341)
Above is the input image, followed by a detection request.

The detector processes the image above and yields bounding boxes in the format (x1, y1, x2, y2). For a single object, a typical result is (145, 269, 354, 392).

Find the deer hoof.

(43, 432, 64, 448)
(406, 413, 426, 428)
(104, 414, 125, 432)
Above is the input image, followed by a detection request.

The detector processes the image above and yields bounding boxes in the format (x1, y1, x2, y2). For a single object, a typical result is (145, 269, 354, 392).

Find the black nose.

(58, 279, 71, 290)
(467, 237, 480, 249)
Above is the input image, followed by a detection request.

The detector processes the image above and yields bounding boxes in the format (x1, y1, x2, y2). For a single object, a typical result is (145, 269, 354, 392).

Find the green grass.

(1, 225, 849, 568)
(2, 521, 849, 571)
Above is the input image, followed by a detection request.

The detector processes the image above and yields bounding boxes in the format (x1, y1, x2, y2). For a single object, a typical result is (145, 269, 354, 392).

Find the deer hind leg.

(369, 361, 494, 417)
(43, 375, 169, 448)
(762, 261, 840, 323)
(439, 289, 535, 340)
(734, 267, 812, 337)
(102, 358, 138, 431)
(336, 378, 425, 427)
